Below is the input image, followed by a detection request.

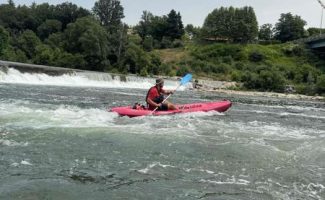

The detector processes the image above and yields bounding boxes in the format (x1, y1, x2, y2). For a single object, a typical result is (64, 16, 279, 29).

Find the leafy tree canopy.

(274, 13, 306, 42)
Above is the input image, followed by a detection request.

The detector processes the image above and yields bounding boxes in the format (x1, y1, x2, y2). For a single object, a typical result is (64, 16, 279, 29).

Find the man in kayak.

(146, 78, 177, 111)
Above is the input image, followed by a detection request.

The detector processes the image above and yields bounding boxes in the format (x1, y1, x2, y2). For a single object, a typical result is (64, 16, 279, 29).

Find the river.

(0, 68, 325, 199)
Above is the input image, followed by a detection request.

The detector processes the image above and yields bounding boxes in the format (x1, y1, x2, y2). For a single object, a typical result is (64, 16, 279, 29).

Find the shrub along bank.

(156, 43, 325, 96)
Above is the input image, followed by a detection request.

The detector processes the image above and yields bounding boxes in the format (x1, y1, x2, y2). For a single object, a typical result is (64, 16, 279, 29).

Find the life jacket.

(146, 86, 164, 107)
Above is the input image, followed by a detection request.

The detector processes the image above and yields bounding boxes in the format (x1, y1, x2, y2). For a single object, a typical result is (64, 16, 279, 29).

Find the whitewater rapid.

(0, 68, 188, 90)
(0, 69, 325, 199)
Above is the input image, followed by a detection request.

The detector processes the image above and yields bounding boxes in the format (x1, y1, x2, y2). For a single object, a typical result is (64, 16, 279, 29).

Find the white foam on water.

(234, 120, 325, 140)
(137, 162, 175, 174)
(0, 68, 187, 90)
(279, 112, 325, 119)
(256, 179, 325, 200)
(1, 98, 324, 144)
(0, 100, 119, 129)
(236, 108, 325, 119)
(0, 139, 28, 147)
(199, 177, 250, 185)
(20, 160, 32, 165)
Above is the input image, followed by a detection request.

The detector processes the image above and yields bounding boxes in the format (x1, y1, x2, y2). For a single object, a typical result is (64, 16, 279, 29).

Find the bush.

(241, 69, 285, 91)
(143, 36, 153, 51)
(231, 70, 242, 82)
(242, 71, 260, 89)
(222, 55, 234, 65)
(294, 64, 320, 83)
(190, 44, 244, 61)
(212, 63, 231, 74)
(234, 62, 245, 70)
(140, 68, 148, 76)
(316, 75, 325, 94)
(282, 44, 306, 57)
(176, 65, 190, 76)
(153, 39, 161, 49)
(128, 34, 142, 45)
(184, 59, 206, 73)
(172, 39, 184, 48)
(161, 37, 172, 49)
(259, 69, 285, 91)
(249, 50, 264, 62)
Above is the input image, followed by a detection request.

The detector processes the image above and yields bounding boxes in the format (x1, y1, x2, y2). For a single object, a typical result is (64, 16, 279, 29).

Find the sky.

(10, 0, 325, 28)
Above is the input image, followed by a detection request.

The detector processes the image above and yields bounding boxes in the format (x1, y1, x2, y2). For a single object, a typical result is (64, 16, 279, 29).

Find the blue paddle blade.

(180, 74, 192, 85)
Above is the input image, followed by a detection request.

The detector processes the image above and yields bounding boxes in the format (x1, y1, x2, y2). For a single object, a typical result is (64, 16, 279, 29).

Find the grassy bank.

(156, 43, 325, 96)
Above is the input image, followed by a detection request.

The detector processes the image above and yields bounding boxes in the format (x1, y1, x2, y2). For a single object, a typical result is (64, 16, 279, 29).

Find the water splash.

(0, 68, 189, 90)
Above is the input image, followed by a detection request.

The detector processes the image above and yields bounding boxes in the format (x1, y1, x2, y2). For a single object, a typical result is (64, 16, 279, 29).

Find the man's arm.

(147, 97, 160, 108)
(161, 89, 175, 95)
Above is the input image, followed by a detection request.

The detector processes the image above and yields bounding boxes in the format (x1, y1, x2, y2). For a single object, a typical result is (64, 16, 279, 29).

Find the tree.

(0, 3, 19, 32)
(123, 42, 151, 74)
(166, 9, 184, 40)
(259, 24, 273, 41)
(8, 0, 15, 7)
(93, 0, 127, 66)
(37, 19, 62, 40)
(63, 16, 110, 71)
(307, 27, 325, 37)
(274, 13, 306, 42)
(53, 2, 90, 29)
(143, 35, 153, 51)
(32, 44, 86, 68)
(232, 6, 258, 43)
(202, 7, 231, 40)
(185, 24, 200, 39)
(202, 6, 258, 43)
(149, 15, 168, 41)
(0, 26, 9, 56)
(135, 11, 154, 39)
(17, 30, 41, 59)
(92, 0, 124, 30)
(135, 12, 168, 42)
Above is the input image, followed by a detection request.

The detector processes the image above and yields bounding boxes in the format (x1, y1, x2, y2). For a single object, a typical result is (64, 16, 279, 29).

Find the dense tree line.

(0, 0, 157, 74)
(258, 13, 323, 43)
(0, 0, 185, 75)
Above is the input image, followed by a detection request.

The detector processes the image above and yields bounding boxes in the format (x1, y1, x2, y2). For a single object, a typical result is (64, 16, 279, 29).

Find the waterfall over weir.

(0, 61, 185, 90)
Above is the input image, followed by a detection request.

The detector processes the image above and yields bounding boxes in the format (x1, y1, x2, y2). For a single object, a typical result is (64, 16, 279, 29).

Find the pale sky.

(9, 0, 325, 28)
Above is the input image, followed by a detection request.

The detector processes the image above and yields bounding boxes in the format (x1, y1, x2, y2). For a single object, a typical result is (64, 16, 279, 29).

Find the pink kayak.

(110, 100, 232, 117)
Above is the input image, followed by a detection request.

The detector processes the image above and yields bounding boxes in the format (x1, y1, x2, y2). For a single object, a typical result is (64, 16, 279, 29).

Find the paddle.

(151, 73, 192, 114)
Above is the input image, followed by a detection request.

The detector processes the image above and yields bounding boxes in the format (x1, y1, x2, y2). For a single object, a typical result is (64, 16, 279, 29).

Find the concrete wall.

(0, 60, 80, 76)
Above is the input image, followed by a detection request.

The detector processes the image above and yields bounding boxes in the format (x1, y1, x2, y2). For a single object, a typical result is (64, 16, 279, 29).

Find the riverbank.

(1, 59, 324, 101)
